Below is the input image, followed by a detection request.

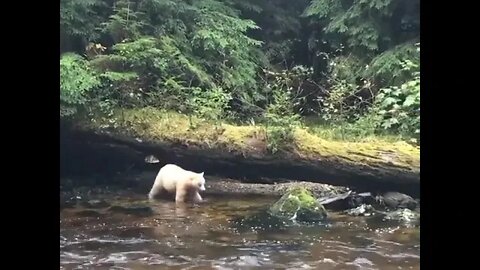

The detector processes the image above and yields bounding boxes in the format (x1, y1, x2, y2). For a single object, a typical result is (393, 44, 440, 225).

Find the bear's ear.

(200, 172, 204, 177)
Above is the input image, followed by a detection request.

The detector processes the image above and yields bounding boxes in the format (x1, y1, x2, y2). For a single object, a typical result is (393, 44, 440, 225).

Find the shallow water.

(60, 191, 420, 269)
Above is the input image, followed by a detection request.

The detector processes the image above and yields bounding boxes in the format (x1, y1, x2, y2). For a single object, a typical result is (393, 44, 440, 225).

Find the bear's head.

(191, 172, 206, 191)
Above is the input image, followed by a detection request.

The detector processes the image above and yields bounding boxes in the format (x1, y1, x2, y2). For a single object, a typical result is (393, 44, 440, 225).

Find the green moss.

(77, 107, 419, 170)
(288, 187, 318, 208)
(269, 187, 327, 222)
(294, 129, 419, 169)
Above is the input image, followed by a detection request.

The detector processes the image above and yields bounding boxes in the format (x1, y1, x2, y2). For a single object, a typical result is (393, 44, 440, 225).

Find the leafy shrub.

(60, 53, 101, 117)
(374, 60, 420, 139)
(262, 70, 301, 153)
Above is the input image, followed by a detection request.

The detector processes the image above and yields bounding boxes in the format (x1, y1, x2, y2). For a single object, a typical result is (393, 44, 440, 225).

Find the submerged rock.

(389, 227, 420, 243)
(228, 255, 261, 267)
(108, 205, 153, 217)
(60, 198, 77, 209)
(348, 192, 376, 208)
(232, 209, 287, 232)
(317, 191, 375, 211)
(75, 210, 103, 217)
(60, 193, 81, 209)
(384, 208, 420, 224)
(377, 192, 418, 210)
(345, 204, 376, 217)
(80, 199, 110, 209)
(269, 187, 327, 223)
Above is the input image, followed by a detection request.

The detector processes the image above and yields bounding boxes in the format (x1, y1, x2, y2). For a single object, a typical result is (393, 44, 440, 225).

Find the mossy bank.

(64, 107, 420, 197)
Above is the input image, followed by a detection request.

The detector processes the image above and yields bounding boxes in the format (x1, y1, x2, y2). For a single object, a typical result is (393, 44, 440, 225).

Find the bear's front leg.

(175, 189, 188, 203)
(192, 192, 203, 203)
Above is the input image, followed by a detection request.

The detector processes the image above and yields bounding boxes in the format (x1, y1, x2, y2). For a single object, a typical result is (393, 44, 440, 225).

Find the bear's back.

(159, 164, 191, 190)
(161, 164, 186, 173)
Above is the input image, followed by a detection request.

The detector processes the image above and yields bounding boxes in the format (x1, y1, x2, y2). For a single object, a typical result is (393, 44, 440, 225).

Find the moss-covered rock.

(233, 187, 328, 231)
(269, 187, 327, 222)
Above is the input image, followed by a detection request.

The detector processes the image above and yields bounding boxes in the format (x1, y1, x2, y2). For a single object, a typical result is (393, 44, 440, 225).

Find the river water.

(60, 189, 419, 269)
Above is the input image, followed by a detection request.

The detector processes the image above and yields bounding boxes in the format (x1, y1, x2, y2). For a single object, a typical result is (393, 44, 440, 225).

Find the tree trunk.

(61, 127, 420, 197)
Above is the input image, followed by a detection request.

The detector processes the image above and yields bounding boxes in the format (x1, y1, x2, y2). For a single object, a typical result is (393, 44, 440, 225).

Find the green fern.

(304, 0, 419, 55)
(366, 42, 419, 85)
(100, 0, 146, 43)
(60, 53, 101, 117)
(60, 0, 104, 40)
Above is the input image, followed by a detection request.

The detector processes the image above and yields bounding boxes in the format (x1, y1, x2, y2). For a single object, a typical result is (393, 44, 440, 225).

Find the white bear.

(148, 164, 206, 203)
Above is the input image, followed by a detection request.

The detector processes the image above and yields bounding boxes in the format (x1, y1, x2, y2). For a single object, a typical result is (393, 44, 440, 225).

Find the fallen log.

(61, 125, 419, 197)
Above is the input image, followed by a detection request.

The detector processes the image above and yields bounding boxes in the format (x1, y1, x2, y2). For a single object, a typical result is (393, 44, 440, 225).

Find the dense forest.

(60, 0, 420, 151)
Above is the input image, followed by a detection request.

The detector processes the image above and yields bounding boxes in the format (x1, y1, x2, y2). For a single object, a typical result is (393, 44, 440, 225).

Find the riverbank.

(63, 107, 420, 196)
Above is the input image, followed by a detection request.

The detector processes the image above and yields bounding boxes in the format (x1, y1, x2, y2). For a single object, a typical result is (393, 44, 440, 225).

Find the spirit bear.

(148, 164, 206, 203)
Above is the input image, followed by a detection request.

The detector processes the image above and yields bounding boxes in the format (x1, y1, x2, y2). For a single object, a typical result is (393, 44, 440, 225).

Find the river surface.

(60, 190, 420, 269)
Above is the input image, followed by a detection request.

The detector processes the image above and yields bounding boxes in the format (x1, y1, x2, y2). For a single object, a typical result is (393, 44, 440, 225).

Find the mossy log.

(62, 108, 420, 197)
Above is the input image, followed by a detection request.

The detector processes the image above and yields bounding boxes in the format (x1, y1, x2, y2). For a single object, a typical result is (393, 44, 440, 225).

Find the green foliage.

(263, 69, 301, 153)
(304, 0, 418, 52)
(328, 55, 364, 85)
(304, 0, 419, 89)
(99, 71, 138, 82)
(60, 53, 101, 117)
(140, 0, 263, 93)
(374, 60, 420, 139)
(319, 53, 373, 124)
(366, 42, 420, 86)
(304, 0, 380, 52)
(320, 79, 357, 122)
(100, 0, 145, 43)
(317, 56, 420, 141)
(59, 0, 420, 144)
(233, 0, 308, 65)
(112, 37, 174, 81)
(71, 0, 262, 114)
(109, 36, 218, 107)
(189, 0, 264, 100)
(60, 0, 104, 40)
(187, 87, 232, 126)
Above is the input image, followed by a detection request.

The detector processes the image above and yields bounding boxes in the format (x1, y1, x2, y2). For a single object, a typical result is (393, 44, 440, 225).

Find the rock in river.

(269, 187, 327, 223)
(378, 192, 418, 210)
